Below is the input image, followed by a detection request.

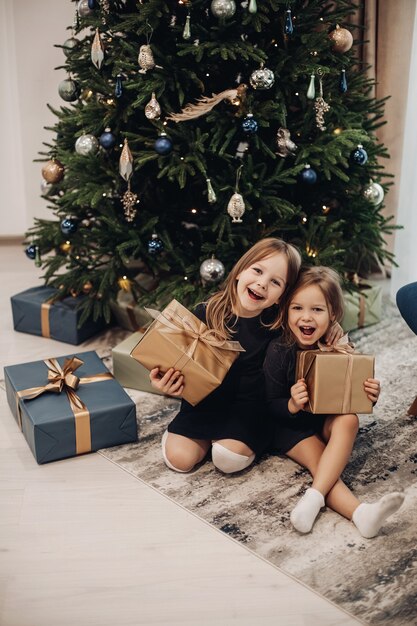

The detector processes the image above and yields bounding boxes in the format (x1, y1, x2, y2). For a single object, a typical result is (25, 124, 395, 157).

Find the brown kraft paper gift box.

(129, 299, 245, 406)
(296, 348, 375, 414)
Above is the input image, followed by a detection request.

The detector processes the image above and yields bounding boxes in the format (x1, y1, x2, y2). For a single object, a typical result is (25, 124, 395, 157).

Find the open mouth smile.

(247, 288, 265, 301)
(299, 326, 316, 336)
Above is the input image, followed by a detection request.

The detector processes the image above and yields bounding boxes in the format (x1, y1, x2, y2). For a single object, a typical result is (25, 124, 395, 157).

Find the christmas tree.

(27, 0, 395, 324)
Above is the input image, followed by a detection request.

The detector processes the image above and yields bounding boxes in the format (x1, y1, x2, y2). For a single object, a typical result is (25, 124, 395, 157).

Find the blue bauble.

(242, 114, 258, 134)
(351, 145, 368, 165)
(25, 244, 37, 260)
(299, 166, 318, 184)
(88, 0, 96, 8)
(99, 128, 116, 149)
(148, 234, 164, 255)
(154, 135, 173, 155)
(60, 217, 78, 235)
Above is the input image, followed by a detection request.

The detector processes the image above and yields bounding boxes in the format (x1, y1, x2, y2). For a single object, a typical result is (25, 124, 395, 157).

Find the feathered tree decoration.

(167, 84, 247, 122)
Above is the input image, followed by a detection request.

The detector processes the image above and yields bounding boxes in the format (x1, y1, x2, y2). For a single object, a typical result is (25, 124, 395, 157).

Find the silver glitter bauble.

(199, 257, 225, 283)
(63, 37, 79, 57)
(58, 78, 79, 102)
(210, 0, 236, 19)
(77, 0, 94, 17)
(75, 134, 99, 156)
(249, 66, 275, 90)
(363, 180, 384, 205)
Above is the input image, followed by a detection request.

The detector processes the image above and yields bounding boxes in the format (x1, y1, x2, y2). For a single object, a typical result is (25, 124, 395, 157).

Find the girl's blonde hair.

(281, 265, 344, 344)
(205, 238, 302, 336)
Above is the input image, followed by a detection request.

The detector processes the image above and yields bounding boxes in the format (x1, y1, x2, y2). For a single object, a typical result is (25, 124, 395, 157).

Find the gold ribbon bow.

(16, 356, 113, 455)
(145, 306, 245, 371)
(298, 335, 356, 414)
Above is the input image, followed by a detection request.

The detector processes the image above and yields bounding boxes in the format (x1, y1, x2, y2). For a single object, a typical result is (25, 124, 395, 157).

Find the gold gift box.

(130, 299, 244, 406)
(296, 350, 375, 414)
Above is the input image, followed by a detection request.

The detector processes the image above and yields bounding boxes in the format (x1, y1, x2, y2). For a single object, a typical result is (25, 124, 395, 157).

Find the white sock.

(352, 492, 405, 538)
(290, 487, 325, 534)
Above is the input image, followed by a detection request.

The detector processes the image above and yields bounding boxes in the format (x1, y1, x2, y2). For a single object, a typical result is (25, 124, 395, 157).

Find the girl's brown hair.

(205, 238, 302, 337)
(281, 265, 344, 344)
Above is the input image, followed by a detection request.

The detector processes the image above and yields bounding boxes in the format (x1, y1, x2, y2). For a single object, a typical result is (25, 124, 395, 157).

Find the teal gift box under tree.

(11, 285, 108, 345)
(4, 351, 137, 464)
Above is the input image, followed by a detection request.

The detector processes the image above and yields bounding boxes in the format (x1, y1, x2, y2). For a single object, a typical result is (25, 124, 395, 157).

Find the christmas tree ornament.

(242, 113, 258, 134)
(115, 74, 123, 98)
(138, 44, 156, 74)
(60, 217, 78, 235)
(299, 164, 318, 184)
(363, 180, 384, 205)
(167, 84, 247, 122)
(210, 0, 236, 19)
(60, 241, 72, 254)
(183, 13, 191, 40)
(25, 244, 37, 260)
(99, 128, 116, 149)
(200, 256, 225, 283)
(154, 133, 173, 155)
(351, 144, 368, 165)
(82, 280, 93, 294)
(227, 165, 245, 223)
(144, 93, 161, 120)
(249, 64, 275, 90)
(235, 141, 249, 159)
(34, 245, 42, 267)
(40, 179, 52, 195)
(314, 71, 330, 131)
(88, 0, 96, 8)
(41, 159, 65, 183)
(91, 28, 105, 69)
(284, 8, 294, 35)
(329, 25, 353, 53)
(75, 133, 99, 155)
(248, 0, 257, 15)
(206, 178, 217, 204)
(339, 68, 348, 93)
(58, 78, 79, 102)
(69, 288, 80, 298)
(148, 233, 164, 255)
(63, 37, 79, 57)
(306, 73, 315, 100)
(77, 0, 94, 18)
(118, 275, 132, 291)
(275, 127, 297, 157)
(122, 181, 139, 222)
(119, 138, 134, 181)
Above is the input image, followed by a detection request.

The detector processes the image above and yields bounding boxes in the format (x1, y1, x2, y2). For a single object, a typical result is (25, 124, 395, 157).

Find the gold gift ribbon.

(41, 301, 53, 338)
(298, 336, 355, 413)
(358, 294, 366, 328)
(15, 356, 113, 454)
(145, 305, 245, 371)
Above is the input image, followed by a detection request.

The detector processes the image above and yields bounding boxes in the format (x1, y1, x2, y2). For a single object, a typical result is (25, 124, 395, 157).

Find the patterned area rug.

(99, 301, 415, 625)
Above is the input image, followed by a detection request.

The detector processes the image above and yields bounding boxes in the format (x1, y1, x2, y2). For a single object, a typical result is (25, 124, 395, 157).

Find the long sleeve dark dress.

(263, 338, 326, 454)
(167, 304, 279, 455)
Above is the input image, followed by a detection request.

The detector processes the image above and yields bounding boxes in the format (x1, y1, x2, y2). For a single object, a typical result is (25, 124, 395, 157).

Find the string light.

(322, 204, 331, 214)
(191, 208, 197, 214)
(306, 244, 318, 258)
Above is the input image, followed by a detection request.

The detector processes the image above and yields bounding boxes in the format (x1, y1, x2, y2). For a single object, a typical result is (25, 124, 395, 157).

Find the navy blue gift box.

(11, 286, 107, 345)
(4, 351, 137, 464)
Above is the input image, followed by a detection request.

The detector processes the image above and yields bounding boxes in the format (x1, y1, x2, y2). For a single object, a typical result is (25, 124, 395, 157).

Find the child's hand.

(364, 377, 380, 403)
(289, 378, 309, 413)
(324, 321, 344, 346)
(149, 367, 184, 397)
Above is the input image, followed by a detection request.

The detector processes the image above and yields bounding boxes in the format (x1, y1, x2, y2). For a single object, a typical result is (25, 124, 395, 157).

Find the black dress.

(167, 304, 279, 455)
(263, 338, 326, 454)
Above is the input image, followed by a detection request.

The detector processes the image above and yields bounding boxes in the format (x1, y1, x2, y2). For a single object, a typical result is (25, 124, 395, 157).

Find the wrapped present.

(130, 299, 245, 406)
(295, 338, 374, 414)
(341, 282, 382, 333)
(4, 351, 137, 464)
(11, 286, 107, 345)
(112, 331, 165, 395)
(110, 290, 153, 332)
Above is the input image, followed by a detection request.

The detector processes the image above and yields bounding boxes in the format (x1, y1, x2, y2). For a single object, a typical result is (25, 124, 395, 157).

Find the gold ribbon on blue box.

(296, 336, 375, 414)
(4, 351, 137, 464)
(130, 299, 245, 406)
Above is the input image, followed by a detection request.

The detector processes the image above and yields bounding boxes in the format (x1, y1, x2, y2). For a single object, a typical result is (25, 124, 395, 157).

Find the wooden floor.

(0, 242, 360, 626)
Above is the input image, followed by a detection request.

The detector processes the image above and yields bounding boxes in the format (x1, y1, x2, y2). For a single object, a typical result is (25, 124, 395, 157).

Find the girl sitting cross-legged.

(264, 266, 405, 538)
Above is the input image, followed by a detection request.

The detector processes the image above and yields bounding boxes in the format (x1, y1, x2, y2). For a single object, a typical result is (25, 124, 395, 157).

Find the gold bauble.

(60, 241, 72, 253)
(42, 159, 65, 183)
(329, 25, 353, 53)
(82, 280, 93, 294)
